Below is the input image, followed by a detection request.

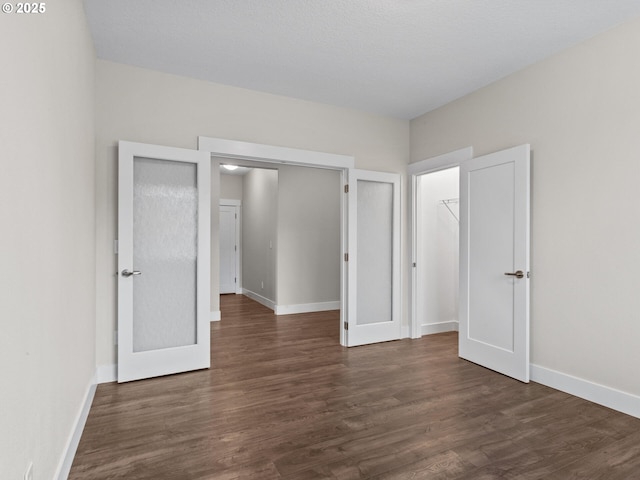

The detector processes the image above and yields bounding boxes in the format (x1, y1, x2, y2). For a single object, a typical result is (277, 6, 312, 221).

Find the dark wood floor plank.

(69, 294, 640, 479)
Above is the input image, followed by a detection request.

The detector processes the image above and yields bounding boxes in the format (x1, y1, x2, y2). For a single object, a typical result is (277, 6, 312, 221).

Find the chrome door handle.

(504, 270, 524, 279)
(121, 269, 142, 277)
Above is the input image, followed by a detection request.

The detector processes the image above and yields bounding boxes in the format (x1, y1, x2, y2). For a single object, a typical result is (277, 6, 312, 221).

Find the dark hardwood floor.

(69, 295, 640, 479)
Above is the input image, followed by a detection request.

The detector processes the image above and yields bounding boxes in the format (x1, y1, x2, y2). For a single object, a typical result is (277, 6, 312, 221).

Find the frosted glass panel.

(133, 157, 198, 352)
(357, 180, 393, 325)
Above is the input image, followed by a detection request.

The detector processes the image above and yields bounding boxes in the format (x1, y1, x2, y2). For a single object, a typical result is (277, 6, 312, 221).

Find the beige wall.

(277, 166, 341, 306)
(242, 169, 279, 301)
(0, 1, 96, 478)
(96, 60, 409, 368)
(239, 165, 340, 307)
(411, 18, 640, 396)
(220, 173, 244, 201)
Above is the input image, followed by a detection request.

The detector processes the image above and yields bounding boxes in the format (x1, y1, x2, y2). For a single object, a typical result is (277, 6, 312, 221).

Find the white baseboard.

(210, 310, 221, 322)
(242, 289, 275, 311)
(96, 363, 117, 384)
(530, 364, 640, 419)
(275, 301, 340, 315)
(54, 378, 97, 480)
(421, 321, 459, 336)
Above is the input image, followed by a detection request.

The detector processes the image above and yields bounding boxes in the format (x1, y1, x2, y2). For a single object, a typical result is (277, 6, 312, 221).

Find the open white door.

(459, 144, 530, 382)
(346, 169, 401, 347)
(118, 141, 210, 383)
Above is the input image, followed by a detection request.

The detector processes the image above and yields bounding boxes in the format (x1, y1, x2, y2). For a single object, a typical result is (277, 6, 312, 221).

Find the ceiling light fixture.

(222, 164, 238, 171)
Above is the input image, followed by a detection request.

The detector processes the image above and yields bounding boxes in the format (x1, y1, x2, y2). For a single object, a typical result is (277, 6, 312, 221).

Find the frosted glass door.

(118, 141, 210, 383)
(347, 170, 401, 347)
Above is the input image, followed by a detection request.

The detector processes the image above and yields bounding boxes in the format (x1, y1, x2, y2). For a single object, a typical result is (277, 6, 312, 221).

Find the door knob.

(121, 269, 142, 277)
(504, 270, 524, 279)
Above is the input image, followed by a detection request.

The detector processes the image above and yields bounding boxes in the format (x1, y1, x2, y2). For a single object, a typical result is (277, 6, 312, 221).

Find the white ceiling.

(84, 0, 640, 119)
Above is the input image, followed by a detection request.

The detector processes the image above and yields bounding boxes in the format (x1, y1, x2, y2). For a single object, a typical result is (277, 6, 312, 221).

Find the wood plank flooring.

(69, 294, 640, 479)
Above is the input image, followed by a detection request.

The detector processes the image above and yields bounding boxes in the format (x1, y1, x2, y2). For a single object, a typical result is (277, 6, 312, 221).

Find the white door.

(219, 205, 238, 294)
(346, 169, 401, 347)
(117, 141, 211, 383)
(459, 144, 530, 382)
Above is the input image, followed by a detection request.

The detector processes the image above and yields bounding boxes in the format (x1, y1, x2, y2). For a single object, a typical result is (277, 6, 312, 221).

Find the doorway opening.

(409, 147, 472, 340)
(218, 163, 341, 320)
(415, 167, 460, 336)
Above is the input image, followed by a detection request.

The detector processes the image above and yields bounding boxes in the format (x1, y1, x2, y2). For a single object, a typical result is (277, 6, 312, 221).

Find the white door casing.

(459, 144, 530, 382)
(408, 147, 473, 339)
(199, 136, 354, 346)
(347, 169, 402, 347)
(219, 204, 239, 294)
(117, 141, 211, 383)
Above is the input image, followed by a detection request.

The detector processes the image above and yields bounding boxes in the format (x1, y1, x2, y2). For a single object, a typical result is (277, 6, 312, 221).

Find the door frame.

(408, 147, 473, 339)
(198, 137, 354, 346)
(219, 199, 242, 294)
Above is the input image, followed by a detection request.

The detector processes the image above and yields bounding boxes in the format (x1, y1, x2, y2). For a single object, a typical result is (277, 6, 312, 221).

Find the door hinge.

(235, 245, 237, 251)
(344, 253, 349, 262)
(413, 262, 417, 267)
(344, 321, 349, 330)
(344, 184, 349, 193)
(235, 213, 237, 219)
(114, 240, 119, 255)
(234, 277, 237, 283)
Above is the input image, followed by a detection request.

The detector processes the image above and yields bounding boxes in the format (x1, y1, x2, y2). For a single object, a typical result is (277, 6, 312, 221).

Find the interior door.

(219, 205, 237, 294)
(117, 141, 211, 383)
(459, 144, 530, 382)
(346, 169, 401, 347)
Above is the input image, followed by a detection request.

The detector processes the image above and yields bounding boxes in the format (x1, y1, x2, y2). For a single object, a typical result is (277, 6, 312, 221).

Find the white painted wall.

(241, 165, 340, 310)
(417, 168, 459, 333)
(242, 169, 278, 304)
(0, 1, 96, 478)
(410, 17, 640, 397)
(277, 166, 341, 308)
(220, 173, 243, 201)
(95, 60, 409, 370)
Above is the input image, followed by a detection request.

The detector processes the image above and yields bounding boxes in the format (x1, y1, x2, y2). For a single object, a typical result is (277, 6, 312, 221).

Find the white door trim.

(198, 137, 354, 169)
(219, 200, 242, 294)
(408, 147, 473, 339)
(198, 136, 353, 345)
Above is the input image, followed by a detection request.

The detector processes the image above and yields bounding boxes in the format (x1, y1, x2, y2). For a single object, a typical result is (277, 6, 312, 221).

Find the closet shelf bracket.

(440, 198, 459, 223)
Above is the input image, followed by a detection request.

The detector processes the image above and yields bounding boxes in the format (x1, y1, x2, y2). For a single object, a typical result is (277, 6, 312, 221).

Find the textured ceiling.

(84, 0, 640, 119)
